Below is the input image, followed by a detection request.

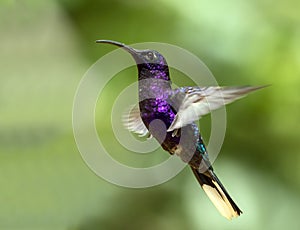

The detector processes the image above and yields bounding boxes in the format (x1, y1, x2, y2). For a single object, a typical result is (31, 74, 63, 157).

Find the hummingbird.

(96, 40, 264, 220)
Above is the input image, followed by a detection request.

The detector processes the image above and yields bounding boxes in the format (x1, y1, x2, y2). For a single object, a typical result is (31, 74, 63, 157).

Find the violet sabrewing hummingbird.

(96, 40, 264, 219)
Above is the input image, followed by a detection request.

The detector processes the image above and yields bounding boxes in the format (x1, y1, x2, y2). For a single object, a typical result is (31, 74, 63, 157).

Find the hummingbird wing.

(167, 86, 265, 132)
(122, 104, 149, 137)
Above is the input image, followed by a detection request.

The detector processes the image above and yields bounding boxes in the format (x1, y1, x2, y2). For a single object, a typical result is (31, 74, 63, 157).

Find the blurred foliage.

(0, 0, 299, 229)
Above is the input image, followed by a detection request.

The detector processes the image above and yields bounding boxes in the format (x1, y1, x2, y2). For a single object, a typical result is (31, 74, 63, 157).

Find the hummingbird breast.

(139, 96, 201, 167)
(138, 67, 203, 168)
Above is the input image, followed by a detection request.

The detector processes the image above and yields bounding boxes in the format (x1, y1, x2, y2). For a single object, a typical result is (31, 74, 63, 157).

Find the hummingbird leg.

(171, 129, 180, 137)
(170, 145, 183, 156)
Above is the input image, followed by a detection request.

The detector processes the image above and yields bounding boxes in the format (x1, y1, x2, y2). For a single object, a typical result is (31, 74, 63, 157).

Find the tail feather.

(191, 167, 242, 220)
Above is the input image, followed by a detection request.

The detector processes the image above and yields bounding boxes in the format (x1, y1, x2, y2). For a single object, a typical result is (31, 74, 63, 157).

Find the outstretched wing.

(122, 104, 149, 137)
(167, 86, 265, 132)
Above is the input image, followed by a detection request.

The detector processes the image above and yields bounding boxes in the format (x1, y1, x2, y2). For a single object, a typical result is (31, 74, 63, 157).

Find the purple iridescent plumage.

(137, 55, 202, 167)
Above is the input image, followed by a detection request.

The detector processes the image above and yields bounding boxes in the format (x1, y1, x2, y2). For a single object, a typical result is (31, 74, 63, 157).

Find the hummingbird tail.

(191, 167, 242, 220)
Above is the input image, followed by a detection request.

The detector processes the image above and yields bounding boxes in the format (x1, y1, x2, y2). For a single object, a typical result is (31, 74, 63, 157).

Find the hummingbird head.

(96, 40, 170, 81)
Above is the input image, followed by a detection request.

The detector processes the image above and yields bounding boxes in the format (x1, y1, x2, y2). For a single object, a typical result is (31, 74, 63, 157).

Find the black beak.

(96, 40, 139, 56)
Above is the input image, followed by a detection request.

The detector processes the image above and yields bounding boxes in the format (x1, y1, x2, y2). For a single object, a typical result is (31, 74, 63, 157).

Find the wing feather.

(167, 86, 266, 131)
(122, 104, 149, 137)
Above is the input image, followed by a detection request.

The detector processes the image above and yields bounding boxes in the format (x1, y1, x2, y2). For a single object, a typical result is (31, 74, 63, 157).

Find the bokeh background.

(1, 0, 300, 229)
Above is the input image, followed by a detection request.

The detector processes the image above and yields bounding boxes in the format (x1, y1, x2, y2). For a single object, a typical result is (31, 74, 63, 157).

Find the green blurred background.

(1, 0, 299, 229)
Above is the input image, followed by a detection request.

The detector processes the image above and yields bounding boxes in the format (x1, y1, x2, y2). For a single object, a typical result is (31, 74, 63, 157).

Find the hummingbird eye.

(145, 51, 157, 61)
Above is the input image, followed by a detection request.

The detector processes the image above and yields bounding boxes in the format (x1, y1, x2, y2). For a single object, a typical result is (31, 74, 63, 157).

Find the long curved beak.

(96, 40, 138, 56)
